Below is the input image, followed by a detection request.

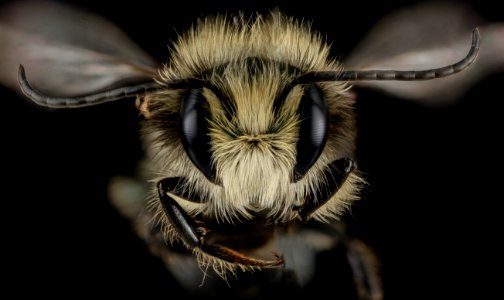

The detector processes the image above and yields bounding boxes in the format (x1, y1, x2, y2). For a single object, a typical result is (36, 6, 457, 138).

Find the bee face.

(146, 13, 363, 218)
(141, 13, 364, 272)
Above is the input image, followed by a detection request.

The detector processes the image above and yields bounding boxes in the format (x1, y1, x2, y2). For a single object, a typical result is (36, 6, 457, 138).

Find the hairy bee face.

(140, 13, 364, 273)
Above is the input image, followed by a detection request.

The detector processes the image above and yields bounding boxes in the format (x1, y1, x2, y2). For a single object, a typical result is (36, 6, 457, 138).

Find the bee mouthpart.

(158, 177, 284, 269)
(200, 244, 284, 267)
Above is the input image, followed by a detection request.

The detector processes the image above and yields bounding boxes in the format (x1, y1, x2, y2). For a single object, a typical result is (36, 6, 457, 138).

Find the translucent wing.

(344, 1, 504, 106)
(0, 0, 158, 97)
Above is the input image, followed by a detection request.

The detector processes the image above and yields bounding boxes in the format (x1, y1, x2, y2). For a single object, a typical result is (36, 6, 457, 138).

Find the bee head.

(142, 14, 360, 223)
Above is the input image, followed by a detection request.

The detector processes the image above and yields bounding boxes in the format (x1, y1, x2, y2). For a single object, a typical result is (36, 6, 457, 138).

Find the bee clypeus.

(2, 1, 496, 298)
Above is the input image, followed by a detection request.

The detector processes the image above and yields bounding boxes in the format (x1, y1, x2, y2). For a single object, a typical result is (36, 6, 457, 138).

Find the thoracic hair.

(142, 12, 364, 227)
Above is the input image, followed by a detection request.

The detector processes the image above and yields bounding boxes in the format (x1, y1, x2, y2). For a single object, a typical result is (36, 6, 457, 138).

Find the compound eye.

(293, 84, 328, 182)
(180, 89, 216, 183)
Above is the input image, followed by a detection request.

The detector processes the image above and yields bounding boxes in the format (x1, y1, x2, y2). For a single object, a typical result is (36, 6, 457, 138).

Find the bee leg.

(345, 239, 383, 300)
(297, 158, 355, 222)
(157, 178, 284, 267)
(316, 224, 383, 300)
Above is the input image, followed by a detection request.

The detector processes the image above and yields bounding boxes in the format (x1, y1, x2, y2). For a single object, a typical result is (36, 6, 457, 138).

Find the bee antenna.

(17, 65, 158, 108)
(17, 65, 206, 108)
(292, 28, 480, 84)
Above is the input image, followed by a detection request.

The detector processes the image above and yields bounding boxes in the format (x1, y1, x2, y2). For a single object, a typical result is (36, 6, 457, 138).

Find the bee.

(1, 1, 501, 298)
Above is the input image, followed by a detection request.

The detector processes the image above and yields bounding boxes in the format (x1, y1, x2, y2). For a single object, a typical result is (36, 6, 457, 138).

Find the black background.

(1, 0, 502, 298)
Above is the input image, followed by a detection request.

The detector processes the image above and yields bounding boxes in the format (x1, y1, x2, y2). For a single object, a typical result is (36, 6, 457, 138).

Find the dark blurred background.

(1, 0, 502, 298)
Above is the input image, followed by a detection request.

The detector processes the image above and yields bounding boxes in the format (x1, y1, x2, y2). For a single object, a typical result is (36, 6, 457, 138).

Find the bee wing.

(0, 0, 158, 97)
(344, 2, 504, 106)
